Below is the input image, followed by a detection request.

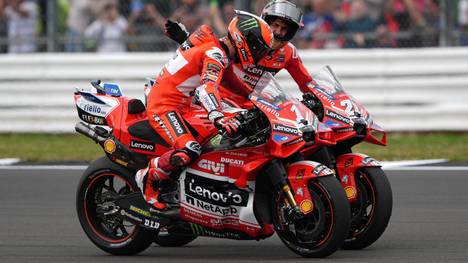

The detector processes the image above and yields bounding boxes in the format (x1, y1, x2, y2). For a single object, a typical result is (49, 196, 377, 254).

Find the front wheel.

(272, 176, 350, 258)
(76, 156, 157, 255)
(343, 167, 393, 250)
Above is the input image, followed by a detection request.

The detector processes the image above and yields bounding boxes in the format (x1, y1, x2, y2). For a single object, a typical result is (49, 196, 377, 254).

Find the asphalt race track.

(1, 166, 467, 263)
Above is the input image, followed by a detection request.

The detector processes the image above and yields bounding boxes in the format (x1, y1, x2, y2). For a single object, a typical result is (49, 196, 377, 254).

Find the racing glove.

(208, 110, 241, 135)
(164, 19, 189, 44)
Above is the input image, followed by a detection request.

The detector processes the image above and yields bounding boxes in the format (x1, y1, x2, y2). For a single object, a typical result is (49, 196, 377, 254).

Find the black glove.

(164, 19, 189, 44)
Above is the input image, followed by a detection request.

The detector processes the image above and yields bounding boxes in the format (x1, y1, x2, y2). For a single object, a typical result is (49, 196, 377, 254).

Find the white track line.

(0, 158, 465, 171)
(381, 159, 448, 168)
(0, 158, 20, 165)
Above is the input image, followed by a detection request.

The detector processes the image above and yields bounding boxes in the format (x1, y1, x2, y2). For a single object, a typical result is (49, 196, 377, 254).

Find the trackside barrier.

(1, 47, 467, 132)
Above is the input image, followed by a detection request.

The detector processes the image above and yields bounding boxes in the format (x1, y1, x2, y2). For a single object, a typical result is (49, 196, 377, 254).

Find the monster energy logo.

(190, 223, 206, 235)
(238, 18, 258, 31)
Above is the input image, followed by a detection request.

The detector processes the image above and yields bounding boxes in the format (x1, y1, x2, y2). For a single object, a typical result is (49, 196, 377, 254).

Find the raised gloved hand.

(164, 19, 189, 44)
(208, 111, 241, 135)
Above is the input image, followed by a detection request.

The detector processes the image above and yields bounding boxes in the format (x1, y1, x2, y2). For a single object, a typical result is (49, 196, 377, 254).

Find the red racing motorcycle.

(300, 66, 393, 250)
(74, 74, 350, 257)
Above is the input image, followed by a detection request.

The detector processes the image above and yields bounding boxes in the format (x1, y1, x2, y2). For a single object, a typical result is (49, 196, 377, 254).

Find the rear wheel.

(272, 176, 350, 258)
(76, 156, 156, 255)
(342, 167, 392, 250)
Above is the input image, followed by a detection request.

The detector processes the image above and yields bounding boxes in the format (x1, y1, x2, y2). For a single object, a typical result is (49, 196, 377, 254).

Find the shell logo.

(345, 186, 357, 199)
(104, 139, 116, 154)
(300, 199, 314, 214)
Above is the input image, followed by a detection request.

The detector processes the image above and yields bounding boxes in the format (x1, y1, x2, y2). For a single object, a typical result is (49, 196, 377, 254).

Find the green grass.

(0, 133, 467, 162)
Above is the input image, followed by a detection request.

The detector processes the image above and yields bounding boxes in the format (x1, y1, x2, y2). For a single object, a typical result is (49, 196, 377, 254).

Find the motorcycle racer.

(165, 0, 317, 103)
(136, 11, 273, 210)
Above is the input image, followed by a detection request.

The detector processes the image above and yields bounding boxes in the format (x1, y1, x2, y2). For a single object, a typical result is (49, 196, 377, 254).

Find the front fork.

(265, 158, 335, 218)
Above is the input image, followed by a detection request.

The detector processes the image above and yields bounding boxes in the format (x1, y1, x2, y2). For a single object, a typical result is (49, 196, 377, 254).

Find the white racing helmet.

(261, 0, 304, 41)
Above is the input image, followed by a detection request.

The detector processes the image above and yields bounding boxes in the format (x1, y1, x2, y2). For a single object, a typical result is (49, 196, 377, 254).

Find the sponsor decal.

(296, 187, 304, 196)
(295, 168, 306, 181)
(198, 159, 225, 174)
(325, 119, 341, 127)
(153, 115, 174, 142)
(273, 124, 300, 136)
(300, 199, 314, 214)
(313, 165, 327, 176)
(276, 55, 285, 62)
(103, 83, 123, 96)
(362, 157, 379, 165)
(186, 141, 202, 155)
(245, 66, 264, 76)
(120, 209, 142, 223)
(342, 174, 349, 184)
(129, 205, 151, 217)
(181, 39, 194, 51)
(273, 134, 290, 142)
(187, 196, 239, 215)
(130, 140, 155, 151)
(285, 137, 304, 146)
(83, 104, 103, 114)
(104, 139, 116, 154)
(202, 63, 221, 83)
(344, 158, 354, 167)
(208, 93, 220, 108)
(232, 31, 242, 43)
(220, 157, 244, 166)
(315, 92, 336, 106)
(240, 48, 249, 62)
(185, 172, 248, 207)
(225, 151, 248, 157)
(166, 111, 187, 136)
(143, 219, 160, 229)
(336, 127, 355, 133)
(325, 109, 352, 124)
(344, 186, 357, 199)
(210, 134, 222, 146)
(80, 113, 106, 125)
(256, 97, 282, 111)
(205, 47, 226, 67)
(242, 73, 260, 88)
(257, 104, 280, 117)
(238, 17, 259, 31)
(190, 223, 242, 239)
(315, 86, 336, 100)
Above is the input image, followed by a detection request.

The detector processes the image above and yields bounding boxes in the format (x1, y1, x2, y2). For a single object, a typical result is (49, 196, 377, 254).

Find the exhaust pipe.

(75, 122, 106, 143)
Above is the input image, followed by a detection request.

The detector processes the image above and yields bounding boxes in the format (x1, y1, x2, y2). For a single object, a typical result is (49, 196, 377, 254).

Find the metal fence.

(0, 0, 467, 53)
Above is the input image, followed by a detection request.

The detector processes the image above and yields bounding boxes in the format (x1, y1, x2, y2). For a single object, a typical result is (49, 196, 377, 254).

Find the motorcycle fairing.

(287, 161, 335, 214)
(178, 165, 263, 238)
(74, 91, 120, 126)
(335, 153, 381, 202)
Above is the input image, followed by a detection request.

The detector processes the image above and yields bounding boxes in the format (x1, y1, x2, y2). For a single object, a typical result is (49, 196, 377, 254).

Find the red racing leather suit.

(147, 25, 232, 162)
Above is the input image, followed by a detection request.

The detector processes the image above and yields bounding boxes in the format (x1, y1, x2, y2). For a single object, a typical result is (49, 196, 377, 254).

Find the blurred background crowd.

(0, 0, 467, 53)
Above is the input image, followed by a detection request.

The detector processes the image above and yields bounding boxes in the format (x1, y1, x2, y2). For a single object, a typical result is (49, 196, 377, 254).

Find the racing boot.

(135, 157, 171, 210)
(135, 150, 191, 210)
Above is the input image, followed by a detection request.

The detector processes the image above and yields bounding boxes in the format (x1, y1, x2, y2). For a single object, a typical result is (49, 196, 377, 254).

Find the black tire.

(154, 231, 197, 247)
(342, 167, 393, 250)
(76, 156, 157, 255)
(272, 176, 351, 258)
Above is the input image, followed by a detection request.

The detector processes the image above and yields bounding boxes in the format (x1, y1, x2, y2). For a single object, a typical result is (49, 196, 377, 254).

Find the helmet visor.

(263, 1, 303, 28)
(247, 32, 272, 64)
